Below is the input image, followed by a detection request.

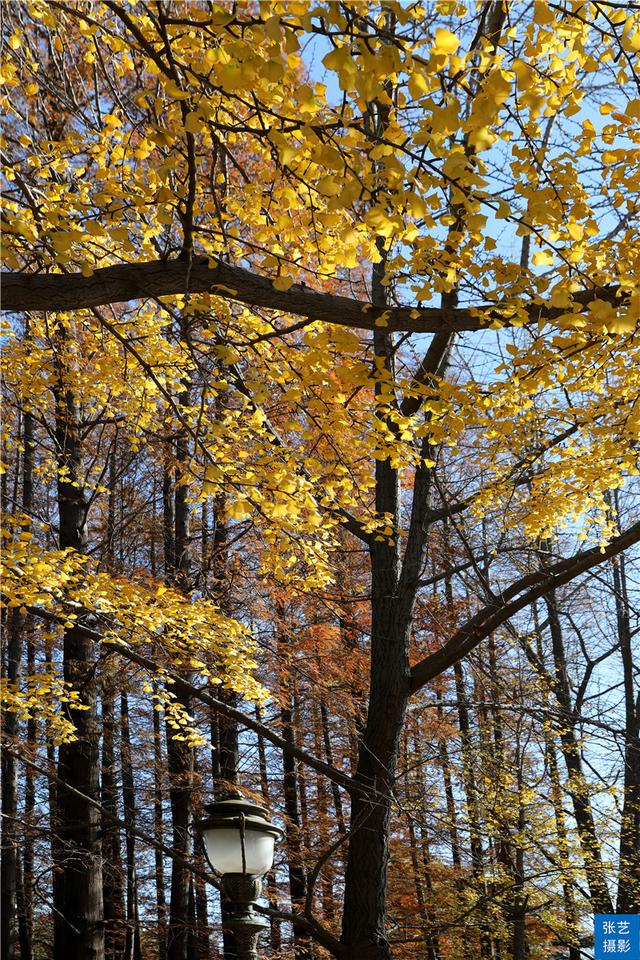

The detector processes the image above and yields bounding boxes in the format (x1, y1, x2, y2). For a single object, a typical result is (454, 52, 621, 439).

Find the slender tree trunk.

(543, 584, 613, 913)
(190, 755, 209, 960)
(293, 683, 312, 866)
(1, 606, 23, 960)
(163, 459, 175, 576)
(610, 538, 640, 913)
(256, 706, 282, 954)
(278, 628, 309, 957)
(121, 691, 143, 960)
(15, 851, 30, 960)
(408, 730, 440, 960)
(453, 660, 492, 959)
(436, 693, 462, 869)
(102, 679, 126, 960)
(152, 674, 168, 960)
(208, 499, 241, 960)
(320, 699, 346, 835)
(165, 379, 195, 960)
(22, 630, 36, 960)
(20, 400, 35, 960)
(45, 628, 64, 956)
(313, 701, 337, 925)
(102, 446, 125, 960)
(1, 458, 24, 957)
(52, 360, 104, 960)
(2, 401, 35, 960)
(193, 836, 210, 960)
(511, 750, 527, 960)
(547, 729, 580, 960)
(532, 605, 580, 960)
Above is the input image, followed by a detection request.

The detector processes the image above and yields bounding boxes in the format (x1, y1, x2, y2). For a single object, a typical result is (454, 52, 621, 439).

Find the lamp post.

(197, 793, 283, 960)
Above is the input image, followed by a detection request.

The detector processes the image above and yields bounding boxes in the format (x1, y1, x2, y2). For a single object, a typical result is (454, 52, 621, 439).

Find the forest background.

(1, 2, 639, 960)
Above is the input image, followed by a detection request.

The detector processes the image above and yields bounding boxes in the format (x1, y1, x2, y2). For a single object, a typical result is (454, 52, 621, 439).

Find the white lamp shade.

(203, 826, 276, 875)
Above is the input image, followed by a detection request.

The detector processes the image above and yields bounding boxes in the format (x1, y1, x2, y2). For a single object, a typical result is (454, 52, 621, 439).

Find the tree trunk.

(312, 700, 337, 925)
(547, 729, 580, 960)
(610, 537, 640, 913)
(278, 629, 309, 957)
(532, 605, 580, 960)
(453, 660, 492, 959)
(193, 835, 211, 960)
(511, 752, 527, 960)
(102, 679, 126, 960)
(320, 698, 346, 835)
(121, 691, 143, 960)
(2, 402, 34, 960)
(341, 573, 409, 960)
(102, 447, 125, 960)
(544, 584, 613, 913)
(1, 607, 23, 960)
(408, 730, 440, 960)
(52, 362, 104, 960)
(165, 381, 195, 960)
(208, 498, 242, 960)
(22, 630, 36, 960)
(256, 706, 282, 954)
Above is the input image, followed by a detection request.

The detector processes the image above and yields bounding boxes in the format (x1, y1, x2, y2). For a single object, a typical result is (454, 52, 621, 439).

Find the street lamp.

(197, 792, 283, 960)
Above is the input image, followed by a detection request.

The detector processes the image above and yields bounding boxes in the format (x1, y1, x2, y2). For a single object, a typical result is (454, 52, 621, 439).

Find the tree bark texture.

(0, 259, 622, 334)
(53, 371, 104, 960)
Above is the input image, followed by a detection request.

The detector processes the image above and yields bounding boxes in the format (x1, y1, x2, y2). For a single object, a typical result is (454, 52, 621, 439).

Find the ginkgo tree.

(2, 1, 640, 959)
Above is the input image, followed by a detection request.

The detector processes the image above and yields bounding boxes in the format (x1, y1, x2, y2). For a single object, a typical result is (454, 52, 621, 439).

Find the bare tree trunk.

(543, 583, 613, 913)
(20, 400, 35, 960)
(102, 446, 126, 960)
(312, 701, 337, 926)
(165, 378, 195, 960)
(163, 458, 175, 576)
(153, 673, 168, 960)
(532, 605, 580, 960)
(45, 627, 64, 957)
(52, 353, 104, 960)
(320, 699, 346, 835)
(609, 520, 640, 913)
(22, 629, 36, 960)
(1, 453, 23, 960)
(193, 836, 210, 960)
(435, 693, 462, 869)
(511, 749, 527, 960)
(102, 679, 126, 960)
(408, 730, 440, 960)
(452, 660, 492, 959)
(2, 401, 35, 960)
(1, 605, 24, 960)
(120, 691, 143, 960)
(278, 628, 309, 958)
(547, 730, 580, 960)
(207, 496, 242, 960)
(256, 706, 282, 954)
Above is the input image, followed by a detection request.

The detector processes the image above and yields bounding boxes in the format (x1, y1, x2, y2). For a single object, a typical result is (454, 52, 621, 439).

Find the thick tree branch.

(0, 257, 622, 333)
(409, 518, 640, 693)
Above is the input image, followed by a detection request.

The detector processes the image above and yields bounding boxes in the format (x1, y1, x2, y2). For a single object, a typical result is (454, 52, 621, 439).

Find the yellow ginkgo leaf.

(317, 175, 342, 197)
(408, 70, 430, 100)
(184, 112, 203, 134)
(532, 250, 555, 266)
(433, 29, 459, 55)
